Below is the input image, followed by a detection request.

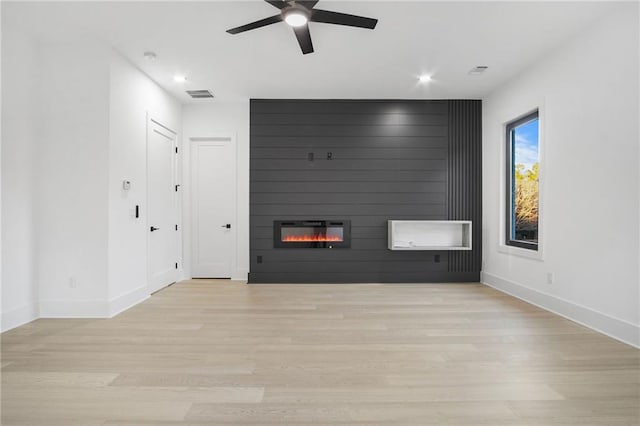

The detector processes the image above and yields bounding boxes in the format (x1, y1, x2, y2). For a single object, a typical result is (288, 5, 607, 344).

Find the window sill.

(497, 244, 544, 261)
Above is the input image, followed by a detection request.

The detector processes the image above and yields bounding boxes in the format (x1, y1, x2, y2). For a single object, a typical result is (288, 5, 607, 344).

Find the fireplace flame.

(282, 234, 343, 242)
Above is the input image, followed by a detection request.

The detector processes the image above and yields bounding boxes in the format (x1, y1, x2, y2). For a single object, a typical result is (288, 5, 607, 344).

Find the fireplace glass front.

(274, 220, 351, 248)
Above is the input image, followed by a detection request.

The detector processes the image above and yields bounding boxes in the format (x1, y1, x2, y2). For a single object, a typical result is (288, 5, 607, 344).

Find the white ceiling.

(4, 1, 618, 103)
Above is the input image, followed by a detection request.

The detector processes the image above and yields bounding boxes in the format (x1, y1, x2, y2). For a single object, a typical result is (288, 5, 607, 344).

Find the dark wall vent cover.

(468, 66, 488, 75)
(186, 90, 214, 99)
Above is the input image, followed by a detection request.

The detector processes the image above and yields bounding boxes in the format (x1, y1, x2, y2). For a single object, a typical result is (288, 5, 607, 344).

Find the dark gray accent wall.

(249, 100, 481, 283)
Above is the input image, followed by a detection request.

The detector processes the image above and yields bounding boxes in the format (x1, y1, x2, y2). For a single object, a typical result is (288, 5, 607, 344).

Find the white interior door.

(147, 119, 178, 293)
(191, 137, 236, 278)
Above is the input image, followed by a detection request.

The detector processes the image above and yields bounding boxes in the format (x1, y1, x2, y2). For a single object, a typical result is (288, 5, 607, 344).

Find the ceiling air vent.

(468, 66, 488, 75)
(186, 90, 214, 99)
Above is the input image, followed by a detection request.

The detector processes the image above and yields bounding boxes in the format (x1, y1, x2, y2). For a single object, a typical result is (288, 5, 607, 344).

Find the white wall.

(182, 102, 250, 280)
(1, 31, 182, 327)
(108, 53, 181, 314)
(36, 41, 112, 317)
(482, 4, 640, 347)
(1, 24, 40, 329)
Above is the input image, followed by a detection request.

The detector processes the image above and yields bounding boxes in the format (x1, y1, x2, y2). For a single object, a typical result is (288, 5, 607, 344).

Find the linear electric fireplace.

(274, 220, 351, 248)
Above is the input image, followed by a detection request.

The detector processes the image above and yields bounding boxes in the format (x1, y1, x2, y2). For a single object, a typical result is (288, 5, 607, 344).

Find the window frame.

(505, 110, 540, 251)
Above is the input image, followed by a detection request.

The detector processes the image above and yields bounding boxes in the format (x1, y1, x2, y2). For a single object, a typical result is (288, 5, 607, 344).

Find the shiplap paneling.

(250, 100, 481, 283)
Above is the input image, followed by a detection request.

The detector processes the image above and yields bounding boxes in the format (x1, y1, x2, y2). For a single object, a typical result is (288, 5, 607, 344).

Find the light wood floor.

(1, 280, 639, 425)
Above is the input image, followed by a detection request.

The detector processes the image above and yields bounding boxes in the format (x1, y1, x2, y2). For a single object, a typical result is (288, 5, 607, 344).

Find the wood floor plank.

(261, 383, 564, 403)
(2, 280, 638, 425)
(184, 401, 521, 424)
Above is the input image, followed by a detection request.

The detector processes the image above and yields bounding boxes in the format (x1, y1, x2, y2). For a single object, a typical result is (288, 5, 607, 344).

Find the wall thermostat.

(122, 180, 131, 190)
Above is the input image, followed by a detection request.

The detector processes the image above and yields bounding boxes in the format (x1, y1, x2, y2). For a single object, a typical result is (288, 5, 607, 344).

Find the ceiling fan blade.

(264, 0, 287, 9)
(311, 9, 378, 29)
(226, 15, 283, 35)
(297, 1, 319, 9)
(293, 24, 314, 54)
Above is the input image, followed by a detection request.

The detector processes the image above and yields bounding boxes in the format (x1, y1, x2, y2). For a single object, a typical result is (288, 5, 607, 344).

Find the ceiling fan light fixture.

(284, 11, 308, 27)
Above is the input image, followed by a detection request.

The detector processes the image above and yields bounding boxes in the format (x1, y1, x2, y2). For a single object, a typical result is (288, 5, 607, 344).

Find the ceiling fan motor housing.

(282, 5, 311, 26)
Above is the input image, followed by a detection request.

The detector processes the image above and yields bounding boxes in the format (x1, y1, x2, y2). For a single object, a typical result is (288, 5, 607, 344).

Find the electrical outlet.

(546, 272, 554, 285)
(69, 276, 77, 289)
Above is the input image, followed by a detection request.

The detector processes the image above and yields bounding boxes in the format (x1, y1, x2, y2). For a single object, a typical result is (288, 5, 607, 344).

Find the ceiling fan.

(226, 0, 378, 55)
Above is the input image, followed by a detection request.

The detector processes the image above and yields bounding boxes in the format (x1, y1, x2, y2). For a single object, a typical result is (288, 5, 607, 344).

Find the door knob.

(221, 224, 231, 229)
(150, 226, 160, 232)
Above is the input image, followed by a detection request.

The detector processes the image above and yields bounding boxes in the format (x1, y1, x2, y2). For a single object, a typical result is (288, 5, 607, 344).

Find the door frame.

(189, 136, 237, 279)
(146, 115, 180, 293)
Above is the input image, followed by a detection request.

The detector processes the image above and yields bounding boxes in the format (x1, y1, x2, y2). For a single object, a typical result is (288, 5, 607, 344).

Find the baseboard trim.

(5, 287, 150, 328)
(481, 271, 640, 348)
(109, 285, 149, 317)
(39, 299, 110, 318)
(232, 268, 249, 281)
(1, 303, 39, 332)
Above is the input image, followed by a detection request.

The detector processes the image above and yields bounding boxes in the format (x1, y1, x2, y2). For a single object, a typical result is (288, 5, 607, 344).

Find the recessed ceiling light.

(284, 11, 309, 27)
(173, 75, 187, 83)
(419, 75, 432, 83)
(143, 51, 157, 61)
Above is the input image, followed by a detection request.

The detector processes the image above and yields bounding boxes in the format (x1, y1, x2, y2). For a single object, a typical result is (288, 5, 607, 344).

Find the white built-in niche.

(387, 220, 472, 251)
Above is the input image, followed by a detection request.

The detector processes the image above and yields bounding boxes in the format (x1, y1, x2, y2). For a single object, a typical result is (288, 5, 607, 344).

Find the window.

(506, 110, 539, 250)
